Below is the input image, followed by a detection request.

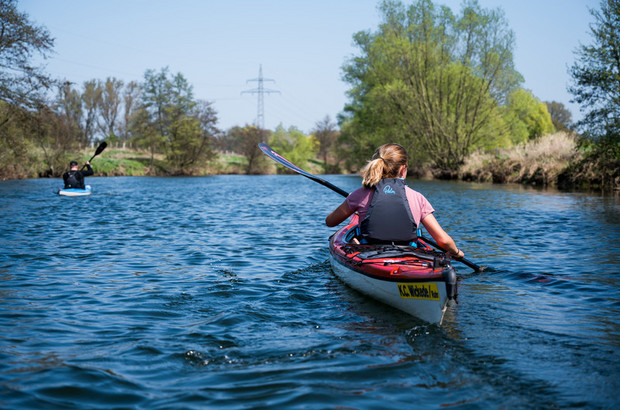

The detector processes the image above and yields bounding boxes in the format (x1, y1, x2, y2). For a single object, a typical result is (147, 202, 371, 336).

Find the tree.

(269, 124, 318, 172)
(134, 67, 219, 174)
(98, 77, 124, 141)
(567, 0, 620, 190)
(505, 88, 554, 143)
(55, 82, 83, 145)
(136, 67, 191, 171)
(0, 101, 32, 178)
(167, 100, 218, 172)
(545, 101, 573, 132)
(568, 0, 620, 147)
(129, 105, 164, 172)
(311, 115, 339, 172)
(227, 125, 270, 174)
(0, 0, 55, 126)
(121, 81, 141, 142)
(81, 80, 101, 144)
(341, 0, 522, 171)
(30, 105, 76, 176)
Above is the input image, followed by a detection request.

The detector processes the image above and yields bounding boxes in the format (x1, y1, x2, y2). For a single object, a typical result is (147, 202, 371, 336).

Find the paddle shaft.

(81, 142, 107, 170)
(259, 142, 482, 272)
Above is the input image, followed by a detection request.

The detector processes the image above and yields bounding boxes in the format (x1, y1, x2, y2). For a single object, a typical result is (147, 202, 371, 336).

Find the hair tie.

(377, 156, 387, 163)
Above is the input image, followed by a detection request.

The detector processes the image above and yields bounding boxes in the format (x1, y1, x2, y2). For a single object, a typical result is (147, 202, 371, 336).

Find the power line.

(241, 64, 280, 129)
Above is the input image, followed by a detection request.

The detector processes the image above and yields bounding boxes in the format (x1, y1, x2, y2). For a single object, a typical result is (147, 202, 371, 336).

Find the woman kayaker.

(325, 143, 465, 259)
(63, 160, 94, 189)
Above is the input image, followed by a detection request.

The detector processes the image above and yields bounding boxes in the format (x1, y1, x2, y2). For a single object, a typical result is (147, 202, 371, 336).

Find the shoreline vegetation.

(4, 131, 618, 193)
(2, 0, 618, 194)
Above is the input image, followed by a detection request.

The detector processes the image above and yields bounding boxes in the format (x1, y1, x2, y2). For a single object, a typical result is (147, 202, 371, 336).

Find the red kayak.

(329, 214, 458, 324)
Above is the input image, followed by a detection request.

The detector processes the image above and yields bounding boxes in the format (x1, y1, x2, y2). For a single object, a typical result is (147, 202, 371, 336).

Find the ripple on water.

(0, 176, 618, 408)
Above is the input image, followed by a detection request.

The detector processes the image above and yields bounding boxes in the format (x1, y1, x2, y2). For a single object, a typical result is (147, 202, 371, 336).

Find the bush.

(460, 132, 577, 186)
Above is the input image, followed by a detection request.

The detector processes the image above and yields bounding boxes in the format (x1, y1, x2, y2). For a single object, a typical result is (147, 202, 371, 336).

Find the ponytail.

(361, 143, 408, 188)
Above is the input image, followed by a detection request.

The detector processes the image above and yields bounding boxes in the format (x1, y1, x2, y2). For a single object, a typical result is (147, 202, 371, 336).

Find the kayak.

(328, 214, 458, 324)
(58, 185, 92, 197)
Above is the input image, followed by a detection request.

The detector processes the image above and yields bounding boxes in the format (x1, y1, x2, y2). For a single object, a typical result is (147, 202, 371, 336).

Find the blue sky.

(20, 0, 599, 133)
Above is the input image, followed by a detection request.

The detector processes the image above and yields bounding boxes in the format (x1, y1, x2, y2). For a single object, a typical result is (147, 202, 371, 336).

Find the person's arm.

(326, 200, 353, 227)
(82, 162, 94, 177)
(420, 213, 464, 259)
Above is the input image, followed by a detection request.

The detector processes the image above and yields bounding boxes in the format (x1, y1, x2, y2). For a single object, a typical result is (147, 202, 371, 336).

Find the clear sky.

(19, 0, 599, 134)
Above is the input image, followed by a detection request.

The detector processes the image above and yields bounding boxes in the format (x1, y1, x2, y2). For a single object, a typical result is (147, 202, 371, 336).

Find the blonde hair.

(361, 143, 408, 188)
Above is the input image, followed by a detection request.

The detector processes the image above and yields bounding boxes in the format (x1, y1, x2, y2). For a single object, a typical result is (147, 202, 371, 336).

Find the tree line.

(0, 61, 220, 177)
(335, 0, 617, 189)
(0, 0, 617, 189)
(0, 0, 338, 178)
(337, 0, 559, 175)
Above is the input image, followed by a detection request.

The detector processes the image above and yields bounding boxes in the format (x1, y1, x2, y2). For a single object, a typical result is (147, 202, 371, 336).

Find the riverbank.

(1, 132, 617, 192)
(458, 132, 619, 191)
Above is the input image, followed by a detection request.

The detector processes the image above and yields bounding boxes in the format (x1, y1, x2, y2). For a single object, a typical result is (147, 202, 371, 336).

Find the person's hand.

(86, 161, 91, 165)
(449, 248, 464, 259)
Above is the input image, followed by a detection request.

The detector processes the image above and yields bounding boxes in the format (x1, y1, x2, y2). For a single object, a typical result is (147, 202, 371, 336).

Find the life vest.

(64, 170, 84, 189)
(360, 178, 417, 243)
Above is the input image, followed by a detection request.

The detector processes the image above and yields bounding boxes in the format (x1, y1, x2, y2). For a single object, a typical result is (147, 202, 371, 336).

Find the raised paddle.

(258, 142, 483, 272)
(81, 141, 107, 170)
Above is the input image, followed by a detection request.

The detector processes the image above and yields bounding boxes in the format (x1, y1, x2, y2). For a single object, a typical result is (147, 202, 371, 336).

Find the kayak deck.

(328, 215, 457, 324)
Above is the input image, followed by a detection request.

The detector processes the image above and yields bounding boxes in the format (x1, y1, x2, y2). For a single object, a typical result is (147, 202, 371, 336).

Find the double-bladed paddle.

(81, 141, 107, 170)
(258, 142, 483, 272)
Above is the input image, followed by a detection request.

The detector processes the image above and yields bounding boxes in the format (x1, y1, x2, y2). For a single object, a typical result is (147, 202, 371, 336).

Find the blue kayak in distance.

(58, 185, 92, 197)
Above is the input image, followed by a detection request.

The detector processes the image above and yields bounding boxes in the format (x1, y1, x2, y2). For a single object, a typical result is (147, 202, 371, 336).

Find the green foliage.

(268, 124, 319, 172)
(131, 67, 218, 174)
(567, 0, 619, 191)
(545, 101, 573, 132)
(340, 0, 523, 171)
(225, 125, 270, 174)
(504, 89, 555, 144)
(98, 77, 124, 139)
(0, 0, 55, 113)
(311, 115, 339, 172)
(569, 0, 620, 145)
(90, 155, 149, 176)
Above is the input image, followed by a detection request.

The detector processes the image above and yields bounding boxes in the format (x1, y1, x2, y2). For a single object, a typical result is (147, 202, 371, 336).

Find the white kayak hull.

(58, 185, 92, 197)
(329, 253, 450, 324)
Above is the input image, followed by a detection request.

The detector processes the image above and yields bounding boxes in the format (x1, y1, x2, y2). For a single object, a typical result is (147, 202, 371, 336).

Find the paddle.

(81, 141, 107, 170)
(258, 142, 483, 272)
(259, 143, 349, 197)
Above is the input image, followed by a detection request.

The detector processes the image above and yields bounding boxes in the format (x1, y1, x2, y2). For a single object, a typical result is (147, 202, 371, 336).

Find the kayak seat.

(346, 225, 420, 248)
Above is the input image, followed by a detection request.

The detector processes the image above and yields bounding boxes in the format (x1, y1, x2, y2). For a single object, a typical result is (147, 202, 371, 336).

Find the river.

(0, 175, 618, 408)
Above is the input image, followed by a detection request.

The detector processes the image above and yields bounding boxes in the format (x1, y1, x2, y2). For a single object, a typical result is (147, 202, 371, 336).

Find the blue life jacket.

(360, 178, 417, 243)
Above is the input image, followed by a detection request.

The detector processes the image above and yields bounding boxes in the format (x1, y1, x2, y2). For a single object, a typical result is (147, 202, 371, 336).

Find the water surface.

(1, 175, 618, 408)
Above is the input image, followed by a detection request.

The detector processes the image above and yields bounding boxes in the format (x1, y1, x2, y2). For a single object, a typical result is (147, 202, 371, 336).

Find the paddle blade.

(94, 141, 107, 156)
(259, 143, 314, 179)
(259, 142, 350, 197)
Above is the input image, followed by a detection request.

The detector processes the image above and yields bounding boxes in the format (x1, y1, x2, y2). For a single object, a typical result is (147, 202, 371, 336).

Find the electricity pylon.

(242, 64, 280, 129)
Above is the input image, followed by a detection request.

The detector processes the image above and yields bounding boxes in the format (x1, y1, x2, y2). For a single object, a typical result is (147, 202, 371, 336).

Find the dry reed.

(460, 132, 579, 186)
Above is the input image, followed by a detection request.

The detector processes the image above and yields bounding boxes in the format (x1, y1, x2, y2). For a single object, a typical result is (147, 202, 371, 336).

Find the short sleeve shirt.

(346, 184, 435, 228)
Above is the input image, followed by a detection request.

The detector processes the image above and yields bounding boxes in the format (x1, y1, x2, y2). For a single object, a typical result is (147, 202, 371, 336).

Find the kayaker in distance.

(325, 143, 465, 260)
(63, 160, 94, 189)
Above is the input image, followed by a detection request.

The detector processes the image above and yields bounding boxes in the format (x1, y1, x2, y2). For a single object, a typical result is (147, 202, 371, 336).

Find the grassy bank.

(80, 146, 325, 177)
(458, 132, 619, 191)
(57, 147, 250, 177)
(2, 135, 617, 192)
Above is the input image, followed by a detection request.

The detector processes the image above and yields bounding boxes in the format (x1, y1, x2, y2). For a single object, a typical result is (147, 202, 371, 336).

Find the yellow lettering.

(397, 283, 440, 301)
